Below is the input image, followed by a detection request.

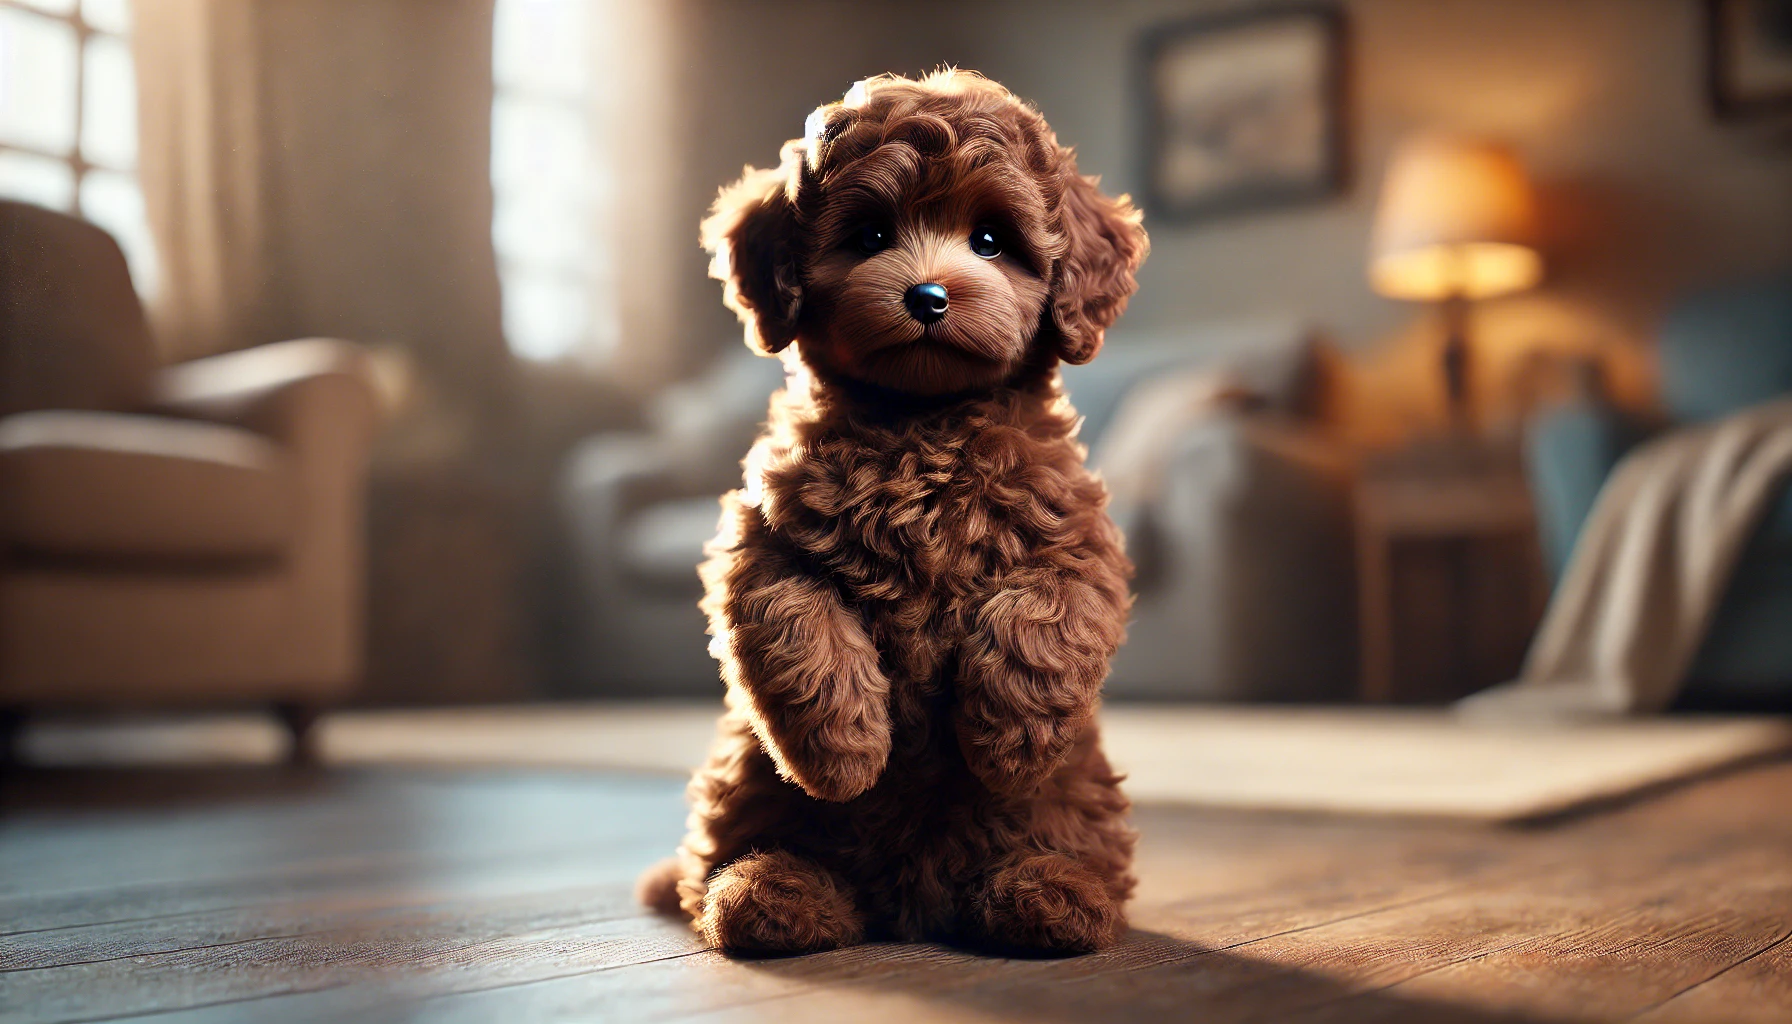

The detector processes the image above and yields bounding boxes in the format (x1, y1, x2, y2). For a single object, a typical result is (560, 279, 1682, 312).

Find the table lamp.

(1369, 135, 1542, 425)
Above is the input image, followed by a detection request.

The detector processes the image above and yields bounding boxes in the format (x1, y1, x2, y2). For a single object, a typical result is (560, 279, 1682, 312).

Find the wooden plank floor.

(2, 760, 1790, 1023)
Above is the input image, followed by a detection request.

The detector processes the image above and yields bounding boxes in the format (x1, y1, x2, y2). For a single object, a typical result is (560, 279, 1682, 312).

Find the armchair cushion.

(0, 201, 158, 418)
(0, 410, 293, 561)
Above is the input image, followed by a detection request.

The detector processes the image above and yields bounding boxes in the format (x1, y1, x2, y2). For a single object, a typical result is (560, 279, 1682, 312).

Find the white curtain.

(130, 0, 511, 426)
(132, 0, 266, 362)
(595, 0, 684, 387)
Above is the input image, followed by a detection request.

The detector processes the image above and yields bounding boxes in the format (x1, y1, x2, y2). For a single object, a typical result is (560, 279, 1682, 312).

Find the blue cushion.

(1658, 278, 1792, 423)
(1524, 401, 1650, 580)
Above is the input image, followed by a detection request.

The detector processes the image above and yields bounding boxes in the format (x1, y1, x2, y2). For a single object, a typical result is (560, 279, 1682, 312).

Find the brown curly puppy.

(638, 70, 1148, 957)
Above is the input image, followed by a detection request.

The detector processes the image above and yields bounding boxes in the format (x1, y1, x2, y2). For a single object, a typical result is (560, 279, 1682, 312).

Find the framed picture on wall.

(1139, 5, 1348, 223)
(1707, 0, 1792, 118)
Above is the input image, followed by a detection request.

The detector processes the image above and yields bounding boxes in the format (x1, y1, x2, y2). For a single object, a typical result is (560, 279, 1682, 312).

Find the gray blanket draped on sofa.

(1464, 396, 1792, 718)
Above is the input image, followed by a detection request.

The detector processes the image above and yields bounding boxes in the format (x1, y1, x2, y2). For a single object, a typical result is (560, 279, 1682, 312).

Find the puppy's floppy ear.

(1048, 170, 1149, 365)
(702, 148, 804, 355)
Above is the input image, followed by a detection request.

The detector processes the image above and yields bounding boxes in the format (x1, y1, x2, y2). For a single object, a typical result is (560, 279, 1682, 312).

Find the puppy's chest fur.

(750, 386, 1104, 687)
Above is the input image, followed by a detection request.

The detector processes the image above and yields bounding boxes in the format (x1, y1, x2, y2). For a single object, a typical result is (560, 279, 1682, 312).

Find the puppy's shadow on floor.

(736, 929, 1570, 1024)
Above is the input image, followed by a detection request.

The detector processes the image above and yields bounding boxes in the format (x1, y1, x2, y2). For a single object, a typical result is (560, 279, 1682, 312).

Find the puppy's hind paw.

(700, 850, 865, 957)
(968, 854, 1124, 956)
(635, 856, 686, 917)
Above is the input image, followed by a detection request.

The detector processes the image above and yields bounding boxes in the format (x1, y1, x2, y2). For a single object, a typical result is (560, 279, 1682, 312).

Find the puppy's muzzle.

(903, 282, 949, 325)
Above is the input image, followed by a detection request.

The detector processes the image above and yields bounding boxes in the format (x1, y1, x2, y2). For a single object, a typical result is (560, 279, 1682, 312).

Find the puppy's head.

(703, 71, 1149, 397)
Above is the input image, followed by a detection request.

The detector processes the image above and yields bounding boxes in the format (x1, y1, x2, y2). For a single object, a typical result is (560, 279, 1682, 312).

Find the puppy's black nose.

(904, 282, 949, 324)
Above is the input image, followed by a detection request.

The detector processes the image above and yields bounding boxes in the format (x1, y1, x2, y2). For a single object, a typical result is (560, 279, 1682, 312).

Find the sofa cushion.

(618, 497, 722, 592)
(1063, 317, 1317, 452)
(0, 410, 293, 562)
(647, 349, 786, 489)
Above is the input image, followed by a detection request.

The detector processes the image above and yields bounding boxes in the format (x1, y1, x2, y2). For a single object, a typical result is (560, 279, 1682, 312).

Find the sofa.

(557, 319, 1357, 701)
(1526, 276, 1792, 707)
(0, 201, 381, 759)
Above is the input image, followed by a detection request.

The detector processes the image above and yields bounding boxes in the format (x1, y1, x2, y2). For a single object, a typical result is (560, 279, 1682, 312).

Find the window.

(491, 0, 617, 363)
(0, 0, 155, 296)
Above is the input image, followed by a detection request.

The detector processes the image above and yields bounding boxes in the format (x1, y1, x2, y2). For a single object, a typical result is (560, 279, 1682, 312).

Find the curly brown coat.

(637, 70, 1150, 957)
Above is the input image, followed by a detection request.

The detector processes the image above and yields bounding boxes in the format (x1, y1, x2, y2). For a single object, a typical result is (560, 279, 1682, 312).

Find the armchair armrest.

(1525, 399, 1652, 581)
(149, 339, 382, 691)
(151, 338, 380, 449)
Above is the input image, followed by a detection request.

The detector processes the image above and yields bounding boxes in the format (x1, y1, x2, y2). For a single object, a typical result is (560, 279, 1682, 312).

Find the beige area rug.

(23, 703, 1792, 823)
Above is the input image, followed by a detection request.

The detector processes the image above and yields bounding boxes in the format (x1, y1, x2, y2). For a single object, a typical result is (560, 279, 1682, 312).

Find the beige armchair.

(0, 200, 380, 761)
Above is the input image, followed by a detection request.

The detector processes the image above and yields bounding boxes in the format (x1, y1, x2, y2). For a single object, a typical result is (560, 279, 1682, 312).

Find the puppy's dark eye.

(855, 223, 892, 256)
(969, 225, 1001, 259)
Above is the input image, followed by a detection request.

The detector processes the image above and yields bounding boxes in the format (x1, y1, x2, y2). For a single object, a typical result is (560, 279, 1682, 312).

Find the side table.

(1354, 442, 1549, 702)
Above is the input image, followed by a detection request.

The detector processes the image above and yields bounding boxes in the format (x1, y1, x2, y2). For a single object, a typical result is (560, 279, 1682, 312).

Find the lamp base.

(1440, 295, 1472, 428)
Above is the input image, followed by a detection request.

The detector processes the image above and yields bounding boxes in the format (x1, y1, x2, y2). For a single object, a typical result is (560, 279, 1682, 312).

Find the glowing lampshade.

(1369, 136, 1542, 302)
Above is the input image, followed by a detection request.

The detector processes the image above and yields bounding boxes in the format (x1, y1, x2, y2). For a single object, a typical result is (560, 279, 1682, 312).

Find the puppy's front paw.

(774, 703, 890, 802)
(956, 567, 1122, 795)
(802, 757, 884, 803)
(719, 566, 894, 804)
(956, 711, 1082, 797)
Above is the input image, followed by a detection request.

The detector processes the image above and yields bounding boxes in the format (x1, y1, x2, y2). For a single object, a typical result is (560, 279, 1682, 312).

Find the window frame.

(490, 86, 592, 293)
(0, 0, 126, 217)
(490, 0, 616, 364)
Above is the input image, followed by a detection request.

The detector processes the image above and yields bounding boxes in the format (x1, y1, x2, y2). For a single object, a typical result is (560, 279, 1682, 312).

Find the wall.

(144, 0, 1789, 435)
(659, 0, 1792, 438)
